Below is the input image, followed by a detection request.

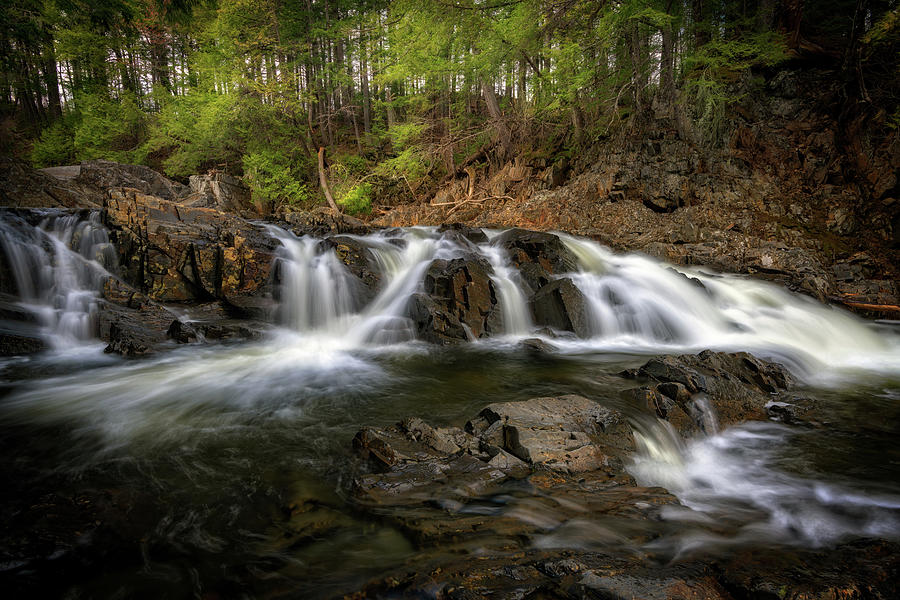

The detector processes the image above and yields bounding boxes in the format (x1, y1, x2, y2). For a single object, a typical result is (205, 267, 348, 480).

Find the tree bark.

(318, 147, 341, 212)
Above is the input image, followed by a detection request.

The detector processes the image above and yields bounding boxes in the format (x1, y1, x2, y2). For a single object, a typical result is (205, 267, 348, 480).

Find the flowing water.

(1, 216, 899, 597)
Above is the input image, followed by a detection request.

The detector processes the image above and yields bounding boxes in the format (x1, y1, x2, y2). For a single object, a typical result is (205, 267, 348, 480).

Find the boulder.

(322, 235, 382, 300)
(624, 350, 797, 434)
(184, 172, 259, 216)
(477, 395, 633, 473)
(73, 160, 189, 201)
(103, 188, 278, 305)
(437, 222, 489, 245)
(284, 207, 371, 236)
(409, 256, 502, 344)
(494, 229, 578, 292)
(531, 277, 592, 337)
(1, 159, 100, 209)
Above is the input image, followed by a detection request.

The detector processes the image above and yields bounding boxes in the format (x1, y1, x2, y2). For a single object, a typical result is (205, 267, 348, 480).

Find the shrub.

(338, 183, 373, 215)
(31, 122, 75, 167)
(242, 150, 313, 210)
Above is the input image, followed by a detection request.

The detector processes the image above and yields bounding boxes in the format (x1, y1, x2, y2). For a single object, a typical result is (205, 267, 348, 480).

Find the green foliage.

(374, 147, 428, 182)
(72, 91, 148, 163)
(31, 122, 74, 167)
(387, 121, 427, 152)
(682, 31, 788, 144)
(147, 91, 242, 177)
(242, 149, 313, 210)
(338, 183, 373, 215)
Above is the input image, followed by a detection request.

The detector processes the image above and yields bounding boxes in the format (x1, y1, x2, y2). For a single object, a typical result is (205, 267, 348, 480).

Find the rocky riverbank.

(345, 351, 897, 599)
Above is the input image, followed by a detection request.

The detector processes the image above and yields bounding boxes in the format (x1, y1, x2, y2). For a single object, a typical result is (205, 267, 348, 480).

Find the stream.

(1, 212, 899, 597)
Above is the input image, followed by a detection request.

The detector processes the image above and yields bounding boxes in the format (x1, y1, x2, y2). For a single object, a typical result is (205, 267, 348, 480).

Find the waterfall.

(558, 234, 898, 377)
(262, 226, 897, 378)
(0, 210, 117, 349)
(268, 230, 360, 333)
(478, 243, 532, 336)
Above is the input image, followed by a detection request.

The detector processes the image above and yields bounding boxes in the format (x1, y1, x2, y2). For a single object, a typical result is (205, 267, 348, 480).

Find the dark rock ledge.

(345, 351, 898, 599)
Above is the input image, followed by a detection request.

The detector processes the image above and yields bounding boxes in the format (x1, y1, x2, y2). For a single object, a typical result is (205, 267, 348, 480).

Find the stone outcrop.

(183, 172, 258, 216)
(103, 188, 278, 305)
(1, 159, 101, 209)
(283, 206, 371, 236)
(409, 256, 502, 344)
(495, 228, 579, 292)
(71, 160, 189, 201)
(623, 350, 800, 435)
(531, 277, 592, 337)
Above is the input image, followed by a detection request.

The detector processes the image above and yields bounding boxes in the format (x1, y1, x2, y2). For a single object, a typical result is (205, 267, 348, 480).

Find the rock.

(495, 229, 578, 292)
(410, 256, 502, 344)
(103, 188, 278, 305)
(437, 223, 489, 245)
(73, 160, 189, 201)
(284, 207, 371, 236)
(531, 277, 592, 337)
(1, 159, 100, 209)
(184, 172, 259, 216)
(97, 290, 173, 357)
(322, 235, 381, 300)
(479, 395, 633, 474)
(625, 350, 796, 433)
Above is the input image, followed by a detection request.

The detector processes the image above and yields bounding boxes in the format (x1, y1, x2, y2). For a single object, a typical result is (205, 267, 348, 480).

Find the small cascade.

(0, 210, 117, 349)
(558, 233, 898, 376)
(629, 416, 900, 552)
(261, 225, 898, 377)
(268, 229, 360, 333)
(479, 244, 532, 336)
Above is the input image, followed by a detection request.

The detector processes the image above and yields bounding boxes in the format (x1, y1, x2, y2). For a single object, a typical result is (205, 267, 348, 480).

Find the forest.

(2, 0, 898, 215)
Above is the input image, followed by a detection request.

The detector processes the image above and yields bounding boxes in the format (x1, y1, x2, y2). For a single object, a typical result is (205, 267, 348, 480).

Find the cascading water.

(0, 210, 117, 349)
(478, 243, 533, 336)
(557, 233, 899, 379)
(269, 230, 360, 333)
(2, 223, 899, 598)
(628, 409, 900, 555)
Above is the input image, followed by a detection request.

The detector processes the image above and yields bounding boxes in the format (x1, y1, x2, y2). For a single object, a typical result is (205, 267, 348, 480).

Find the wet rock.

(103, 188, 278, 305)
(410, 256, 502, 344)
(625, 350, 796, 432)
(495, 229, 578, 292)
(322, 235, 381, 300)
(479, 395, 633, 474)
(0, 331, 46, 355)
(166, 307, 270, 344)
(284, 207, 371, 236)
(531, 277, 592, 337)
(437, 223, 489, 245)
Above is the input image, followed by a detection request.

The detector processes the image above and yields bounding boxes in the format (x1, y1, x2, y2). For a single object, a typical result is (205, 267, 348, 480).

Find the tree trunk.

(385, 87, 396, 131)
(318, 147, 341, 212)
(360, 24, 371, 134)
(660, 21, 676, 109)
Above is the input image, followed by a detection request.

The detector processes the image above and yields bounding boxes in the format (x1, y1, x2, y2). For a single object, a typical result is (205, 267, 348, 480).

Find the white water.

(629, 416, 900, 555)
(557, 234, 900, 381)
(0, 210, 117, 349)
(259, 227, 899, 381)
(1, 220, 899, 567)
